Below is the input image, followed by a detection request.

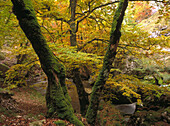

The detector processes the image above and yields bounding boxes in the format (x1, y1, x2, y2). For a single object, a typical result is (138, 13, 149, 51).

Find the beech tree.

(85, 0, 128, 124)
(11, 0, 84, 125)
(9, 0, 168, 125)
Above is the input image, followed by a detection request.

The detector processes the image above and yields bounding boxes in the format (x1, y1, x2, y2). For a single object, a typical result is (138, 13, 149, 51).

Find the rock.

(84, 88, 92, 94)
(0, 63, 9, 77)
(115, 102, 136, 115)
(127, 105, 170, 125)
(143, 94, 170, 109)
(0, 52, 5, 60)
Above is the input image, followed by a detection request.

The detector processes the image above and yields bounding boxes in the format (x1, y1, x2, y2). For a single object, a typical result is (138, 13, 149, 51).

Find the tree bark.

(11, 0, 83, 125)
(72, 68, 89, 116)
(70, 0, 77, 46)
(85, 0, 129, 125)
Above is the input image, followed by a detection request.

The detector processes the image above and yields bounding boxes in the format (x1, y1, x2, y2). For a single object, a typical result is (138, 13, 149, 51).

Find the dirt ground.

(0, 87, 75, 126)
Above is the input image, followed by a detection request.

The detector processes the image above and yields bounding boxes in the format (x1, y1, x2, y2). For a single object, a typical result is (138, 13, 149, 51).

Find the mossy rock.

(0, 63, 9, 77)
(0, 52, 5, 60)
(127, 107, 170, 125)
(143, 94, 170, 109)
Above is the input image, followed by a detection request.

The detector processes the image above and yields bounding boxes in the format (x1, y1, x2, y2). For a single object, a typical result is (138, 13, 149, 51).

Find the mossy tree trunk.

(85, 0, 129, 125)
(11, 0, 83, 125)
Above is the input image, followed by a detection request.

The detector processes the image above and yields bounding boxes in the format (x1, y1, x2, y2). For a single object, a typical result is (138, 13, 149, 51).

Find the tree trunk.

(70, 0, 90, 116)
(72, 68, 89, 116)
(70, 0, 77, 46)
(11, 0, 83, 125)
(85, 0, 129, 125)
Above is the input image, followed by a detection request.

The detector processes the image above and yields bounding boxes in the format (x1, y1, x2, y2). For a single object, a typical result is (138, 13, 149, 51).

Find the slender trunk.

(72, 68, 89, 116)
(70, 0, 77, 46)
(70, 0, 90, 116)
(11, 0, 83, 125)
(85, 0, 129, 125)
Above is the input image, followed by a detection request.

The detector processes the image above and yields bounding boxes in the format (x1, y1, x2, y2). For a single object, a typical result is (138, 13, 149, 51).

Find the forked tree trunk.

(11, 0, 83, 125)
(85, 0, 129, 125)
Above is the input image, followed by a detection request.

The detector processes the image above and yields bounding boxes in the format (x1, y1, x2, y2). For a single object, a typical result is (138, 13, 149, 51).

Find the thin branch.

(36, 10, 69, 24)
(75, 1, 119, 32)
(51, 14, 70, 24)
(78, 38, 109, 51)
(80, 1, 119, 16)
(119, 44, 151, 50)
(40, 25, 56, 43)
(56, 30, 70, 38)
(75, 0, 163, 32)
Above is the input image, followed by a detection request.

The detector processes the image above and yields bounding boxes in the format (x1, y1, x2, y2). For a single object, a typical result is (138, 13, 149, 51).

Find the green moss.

(54, 120, 66, 126)
(86, 0, 128, 125)
(12, 0, 84, 125)
(110, 0, 125, 36)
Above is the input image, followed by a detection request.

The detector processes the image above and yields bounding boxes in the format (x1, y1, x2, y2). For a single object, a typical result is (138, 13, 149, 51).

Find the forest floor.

(0, 87, 77, 126)
(0, 86, 124, 126)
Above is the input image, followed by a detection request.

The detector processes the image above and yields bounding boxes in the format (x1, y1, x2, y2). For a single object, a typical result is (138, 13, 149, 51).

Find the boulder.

(115, 102, 136, 115)
(127, 94, 170, 125)
(127, 107, 170, 125)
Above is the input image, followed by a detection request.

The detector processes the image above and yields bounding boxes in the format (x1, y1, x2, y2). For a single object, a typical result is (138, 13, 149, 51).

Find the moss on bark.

(11, 0, 83, 125)
(85, 0, 129, 125)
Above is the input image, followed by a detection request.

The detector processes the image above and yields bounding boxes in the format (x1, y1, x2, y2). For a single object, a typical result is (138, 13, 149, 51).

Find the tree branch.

(78, 38, 109, 51)
(51, 14, 70, 24)
(75, 1, 119, 32)
(119, 44, 151, 50)
(40, 25, 56, 43)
